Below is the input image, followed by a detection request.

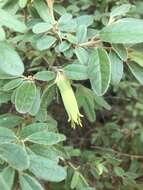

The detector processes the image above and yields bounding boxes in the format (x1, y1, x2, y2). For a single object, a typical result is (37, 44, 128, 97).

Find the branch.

(91, 145, 143, 159)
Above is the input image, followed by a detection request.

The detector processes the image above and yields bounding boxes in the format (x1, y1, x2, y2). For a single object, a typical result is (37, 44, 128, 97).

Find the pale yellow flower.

(56, 72, 83, 128)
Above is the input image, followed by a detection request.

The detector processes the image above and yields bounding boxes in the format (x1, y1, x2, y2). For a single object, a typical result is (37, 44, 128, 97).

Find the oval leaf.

(0, 167, 15, 190)
(64, 64, 88, 80)
(0, 8, 27, 33)
(0, 43, 24, 76)
(127, 61, 143, 85)
(0, 143, 29, 170)
(100, 18, 143, 44)
(37, 36, 57, 51)
(34, 71, 56, 81)
(109, 51, 123, 85)
(19, 174, 44, 190)
(25, 131, 66, 145)
(88, 48, 111, 96)
(15, 81, 37, 114)
(29, 154, 67, 182)
(0, 127, 17, 143)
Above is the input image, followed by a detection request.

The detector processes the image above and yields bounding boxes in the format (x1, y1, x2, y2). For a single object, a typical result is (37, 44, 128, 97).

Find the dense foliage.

(0, 0, 143, 189)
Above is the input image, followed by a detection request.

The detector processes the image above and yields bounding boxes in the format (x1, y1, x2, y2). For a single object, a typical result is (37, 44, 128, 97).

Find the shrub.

(0, 0, 143, 189)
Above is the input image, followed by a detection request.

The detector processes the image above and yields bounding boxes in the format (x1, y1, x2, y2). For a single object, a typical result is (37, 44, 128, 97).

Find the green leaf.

(75, 47, 89, 65)
(37, 36, 57, 51)
(76, 15, 93, 27)
(19, 174, 44, 190)
(59, 13, 77, 32)
(0, 42, 24, 76)
(127, 62, 143, 85)
(0, 114, 22, 129)
(25, 131, 66, 145)
(34, 71, 56, 81)
(32, 22, 53, 34)
(15, 81, 37, 114)
(100, 18, 143, 44)
(76, 85, 96, 122)
(29, 154, 67, 182)
(114, 167, 125, 177)
(112, 44, 127, 61)
(58, 41, 71, 52)
(64, 64, 88, 80)
(109, 51, 123, 85)
(0, 127, 17, 143)
(19, 0, 28, 8)
(2, 78, 24, 91)
(0, 8, 27, 33)
(129, 51, 143, 67)
(20, 123, 49, 139)
(94, 95, 111, 110)
(71, 171, 80, 189)
(28, 87, 41, 116)
(88, 48, 111, 96)
(76, 25, 87, 43)
(33, 0, 52, 23)
(0, 26, 5, 41)
(59, 13, 72, 24)
(30, 145, 60, 163)
(0, 143, 29, 170)
(110, 4, 131, 18)
(0, 167, 15, 190)
(36, 85, 55, 122)
(0, 91, 11, 104)
(66, 34, 78, 44)
(54, 4, 66, 15)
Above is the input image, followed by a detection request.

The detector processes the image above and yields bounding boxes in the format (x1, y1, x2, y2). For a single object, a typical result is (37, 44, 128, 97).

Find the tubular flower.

(56, 72, 83, 128)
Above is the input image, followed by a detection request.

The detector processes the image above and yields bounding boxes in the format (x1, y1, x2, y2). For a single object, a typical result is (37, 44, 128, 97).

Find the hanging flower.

(56, 72, 83, 128)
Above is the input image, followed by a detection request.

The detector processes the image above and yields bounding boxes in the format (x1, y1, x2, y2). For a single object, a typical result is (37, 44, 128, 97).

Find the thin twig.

(91, 145, 143, 159)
